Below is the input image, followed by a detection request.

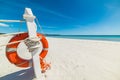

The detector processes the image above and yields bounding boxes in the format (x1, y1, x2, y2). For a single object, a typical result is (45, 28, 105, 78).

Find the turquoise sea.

(47, 35, 120, 42)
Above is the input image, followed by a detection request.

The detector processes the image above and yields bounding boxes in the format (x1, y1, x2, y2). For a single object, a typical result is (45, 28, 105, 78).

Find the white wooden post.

(23, 8, 45, 80)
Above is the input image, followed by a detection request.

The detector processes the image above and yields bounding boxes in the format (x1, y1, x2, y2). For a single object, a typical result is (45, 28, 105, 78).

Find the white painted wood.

(23, 8, 43, 80)
(23, 8, 37, 38)
(31, 48, 45, 80)
(0, 20, 25, 22)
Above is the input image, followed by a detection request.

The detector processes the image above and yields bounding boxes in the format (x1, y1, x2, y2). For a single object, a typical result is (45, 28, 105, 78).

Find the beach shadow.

(0, 67, 35, 80)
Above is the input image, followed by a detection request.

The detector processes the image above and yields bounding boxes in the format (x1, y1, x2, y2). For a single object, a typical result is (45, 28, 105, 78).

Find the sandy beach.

(0, 35, 120, 80)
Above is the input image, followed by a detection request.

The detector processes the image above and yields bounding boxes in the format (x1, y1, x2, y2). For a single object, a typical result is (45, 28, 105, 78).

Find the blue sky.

(0, 0, 120, 35)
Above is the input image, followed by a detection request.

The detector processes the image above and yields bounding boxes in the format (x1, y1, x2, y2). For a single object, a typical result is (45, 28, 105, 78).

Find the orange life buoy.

(6, 32, 50, 71)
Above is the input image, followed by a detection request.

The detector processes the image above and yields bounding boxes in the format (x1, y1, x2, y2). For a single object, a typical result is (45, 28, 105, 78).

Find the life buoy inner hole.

(17, 41, 43, 60)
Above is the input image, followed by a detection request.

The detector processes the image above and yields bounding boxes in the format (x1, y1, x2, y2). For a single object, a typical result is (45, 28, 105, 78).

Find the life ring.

(6, 32, 50, 71)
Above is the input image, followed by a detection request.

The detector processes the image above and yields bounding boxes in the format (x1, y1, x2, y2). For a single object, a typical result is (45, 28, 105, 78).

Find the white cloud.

(0, 23, 9, 27)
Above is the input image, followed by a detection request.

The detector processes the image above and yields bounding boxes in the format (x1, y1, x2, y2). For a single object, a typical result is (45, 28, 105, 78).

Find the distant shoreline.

(46, 35, 120, 42)
(1, 33, 120, 41)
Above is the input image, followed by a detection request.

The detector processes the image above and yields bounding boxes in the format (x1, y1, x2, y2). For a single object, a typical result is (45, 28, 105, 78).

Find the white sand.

(1, 36, 120, 80)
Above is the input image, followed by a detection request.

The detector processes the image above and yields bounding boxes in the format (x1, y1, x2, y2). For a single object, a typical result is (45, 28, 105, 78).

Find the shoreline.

(46, 35, 120, 42)
(47, 36, 120, 43)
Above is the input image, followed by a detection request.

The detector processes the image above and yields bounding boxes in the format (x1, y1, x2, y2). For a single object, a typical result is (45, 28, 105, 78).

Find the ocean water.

(47, 35, 120, 42)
